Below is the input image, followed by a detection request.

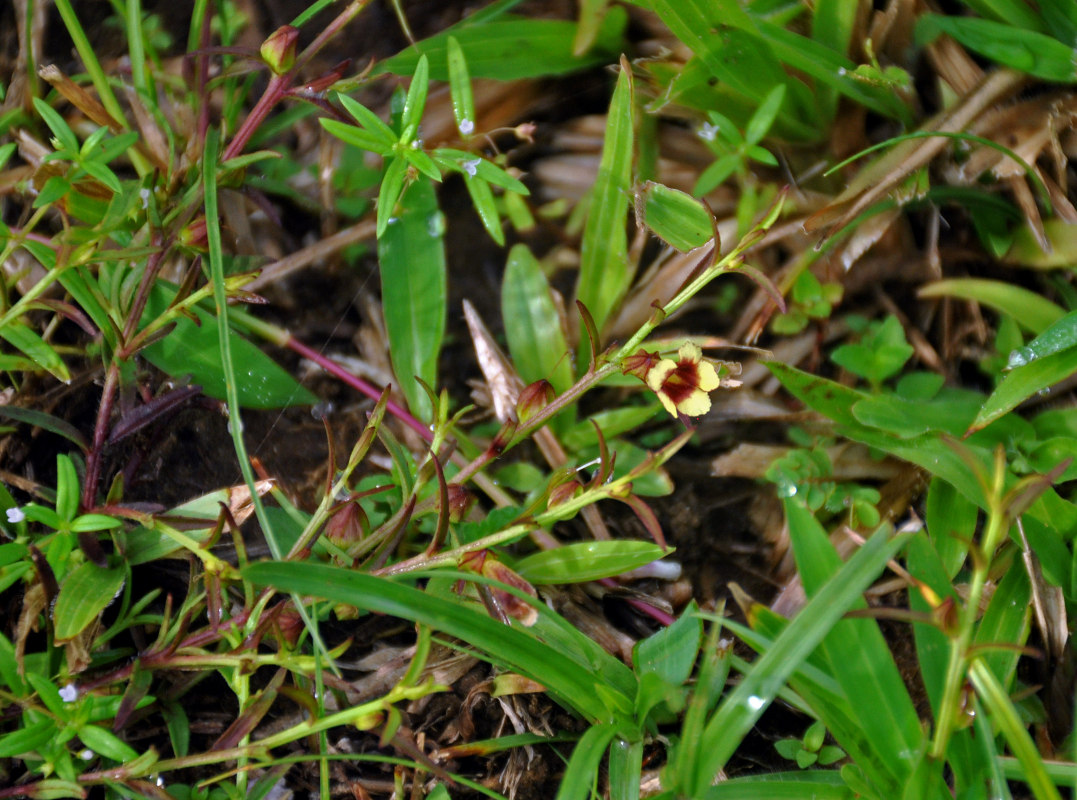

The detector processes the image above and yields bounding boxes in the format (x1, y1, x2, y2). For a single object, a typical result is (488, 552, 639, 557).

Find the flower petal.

(646, 358, 676, 393)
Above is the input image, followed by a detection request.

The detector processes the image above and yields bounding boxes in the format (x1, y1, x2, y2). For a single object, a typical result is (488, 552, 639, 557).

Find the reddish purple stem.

(285, 336, 432, 443)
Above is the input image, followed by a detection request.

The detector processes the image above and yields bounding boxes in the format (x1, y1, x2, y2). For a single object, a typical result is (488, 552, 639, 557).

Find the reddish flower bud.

(180, 216, 208, 251)
(325, 500, 367, 546)
(516, 379, 554, 424)
(547, 479, 583, 510)
(446, 484, 475, 523)
(274, 603, 303, 647)
(260, 25, 299, 75)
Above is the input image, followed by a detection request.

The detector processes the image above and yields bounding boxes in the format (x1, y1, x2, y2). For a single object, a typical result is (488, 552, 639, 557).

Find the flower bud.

(260, 25, 299, 75)
(446, 484, 475, 523)
(621, 349, 662, 382)
(325, 500, 367, 547)
(515, 379, 554, 424)
(180, 216, 208, 251)
(547, 479, 583, 510)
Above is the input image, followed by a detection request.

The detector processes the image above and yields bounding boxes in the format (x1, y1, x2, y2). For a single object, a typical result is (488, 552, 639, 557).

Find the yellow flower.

(646, 342, 720, 418)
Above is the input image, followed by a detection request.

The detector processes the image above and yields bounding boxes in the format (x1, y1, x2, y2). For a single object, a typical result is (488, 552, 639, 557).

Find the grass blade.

(244, 562, 617, 723)
(689, 523, 910, 794)
(783, 500, 923, 791)
(969, 659, 1063, 800)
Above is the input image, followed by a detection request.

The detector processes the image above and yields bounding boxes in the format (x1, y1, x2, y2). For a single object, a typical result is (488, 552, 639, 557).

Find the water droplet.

(776, 482, 798, 498)
(747, 695, 765, 711)
(428, 211, 446, 237)
(312, 401, 335, 420)
(1007, 347, 1034, 369)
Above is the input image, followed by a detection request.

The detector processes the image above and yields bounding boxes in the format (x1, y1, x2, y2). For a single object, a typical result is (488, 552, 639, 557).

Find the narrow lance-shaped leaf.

(502, 244, 575, 393)
(378, 178, 447, 422)
(446, 37, 476, 136)
(575, 59, 634, 356)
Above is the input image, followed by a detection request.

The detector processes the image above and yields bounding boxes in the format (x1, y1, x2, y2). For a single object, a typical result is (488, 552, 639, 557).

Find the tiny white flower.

(699, 122, 719, 142)
(462, 158, 481, 177)
(139, 188, 151, 209)
(458, 118, 475, 135)
(6, 507, 25, 524)
(59, 683, 79, 702)
(79, 748, 95, 760)
(747, 695, 765, 711)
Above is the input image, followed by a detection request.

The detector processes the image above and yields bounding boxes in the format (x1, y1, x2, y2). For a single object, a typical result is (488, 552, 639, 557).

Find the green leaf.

(638, 181, 714, 252)
(0, 719, 56, 758)
(336, 93, 398, 148)
(744, 84, 785, 146)
(0, 320, 71, 382)
(375, 9, 628, 81)
(462, 173, 503, 244)
(830, 315, 913, 385)
(969, 660, 1063, 800)
(243, 561, 629, 723)
(376, 155, 410, 237)
(924, 477, 974, 578)
(561, 406, 661, 451)
(784, 500, 922, 791)
(575, 63, 634, 351)
(971, 345, 1077, 432)
(974, 561, 1030, 691)
(919, 279, 1064, 335)
(515, 541, 670, 584)
(55, 453, 79, 522)
(77, 723, 139, 762)
(502, 244, 574, 393)
(446, 37, 476, 136)
(401, 55, 430, 136)
(689, 524, 910, 794)
(53, 560, 126, 641)
(702, 771, 854, 799)
(33, 97, 79, 154)
(140, 284, 317, 409)
(378, 178, 446, 423)
(766, 361, 991, 507)
(319, 117, 394, 155)
(634, 600, 701, 687)
(608, 735, 643, 800)
(915, 15, 1077, 82)
(0, 405, 88, 450)
(555, 722, 619, 800)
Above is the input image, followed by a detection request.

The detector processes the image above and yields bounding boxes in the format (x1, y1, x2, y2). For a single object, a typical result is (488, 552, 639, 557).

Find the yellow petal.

(656, 391, 678, 417)
(676, 388, 712, 417)
(646, 359, 676, 392)
(697, 360, 720, 392)
(677, 342, 702, 363)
